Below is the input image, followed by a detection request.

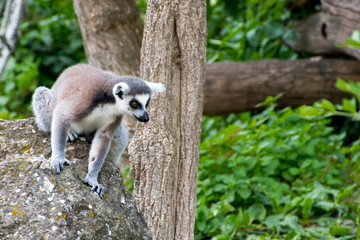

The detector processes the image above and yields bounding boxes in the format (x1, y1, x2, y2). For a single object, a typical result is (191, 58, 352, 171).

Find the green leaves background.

(197, 98, 360, 239)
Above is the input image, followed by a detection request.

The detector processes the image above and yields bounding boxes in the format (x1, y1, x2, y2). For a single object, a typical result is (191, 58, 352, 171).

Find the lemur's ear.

(113, 82, 130, 99)
(147, 81, 166, 94)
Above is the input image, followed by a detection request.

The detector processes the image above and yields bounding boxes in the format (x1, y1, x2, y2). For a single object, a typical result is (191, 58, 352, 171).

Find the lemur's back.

(51, 64, 117, 104)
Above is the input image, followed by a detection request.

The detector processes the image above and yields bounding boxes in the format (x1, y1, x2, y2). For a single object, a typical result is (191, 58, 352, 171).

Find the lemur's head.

(113, 76, 165, 122)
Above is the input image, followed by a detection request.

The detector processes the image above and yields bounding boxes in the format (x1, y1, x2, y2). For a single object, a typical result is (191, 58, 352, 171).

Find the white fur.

(70, 105, 119, 134)
(113, 82, 130, 97)
(135, 94, 150, 106)
(146, 81, 166, 94)
(69, 93, 150, 135)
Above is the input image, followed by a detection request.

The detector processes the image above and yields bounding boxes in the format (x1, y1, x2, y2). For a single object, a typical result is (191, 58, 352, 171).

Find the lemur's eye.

(146, 99, 150, 107)
(131, 101, 138, 108)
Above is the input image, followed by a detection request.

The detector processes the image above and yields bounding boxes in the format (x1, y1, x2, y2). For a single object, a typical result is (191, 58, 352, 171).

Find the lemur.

(32, 64, 165, 198)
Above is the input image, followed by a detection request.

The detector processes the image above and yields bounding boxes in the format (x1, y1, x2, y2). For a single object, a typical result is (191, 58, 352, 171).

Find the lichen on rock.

(0, 118, 151, 239)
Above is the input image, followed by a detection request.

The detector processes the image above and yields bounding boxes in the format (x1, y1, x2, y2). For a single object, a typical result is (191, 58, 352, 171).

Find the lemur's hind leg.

(32, 87, 54, 133)
(50, 108, 72, 174)
(32, 86, 79, 142)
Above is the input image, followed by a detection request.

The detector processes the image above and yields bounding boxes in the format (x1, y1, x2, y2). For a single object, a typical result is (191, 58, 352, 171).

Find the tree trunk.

(128, 1, 207, 239)
(73, 0, 142, 170)
(285, 0, 360, 60)
(73, 0, 142, 75)
(203, 59, 360, 115)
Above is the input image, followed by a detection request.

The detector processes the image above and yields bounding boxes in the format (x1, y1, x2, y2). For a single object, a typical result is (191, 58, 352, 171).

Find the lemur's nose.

(135, 112, 149, 122)
(140, 112, 149, 122)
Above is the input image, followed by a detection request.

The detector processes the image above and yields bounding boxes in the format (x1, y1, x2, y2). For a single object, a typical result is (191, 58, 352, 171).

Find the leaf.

(283, 215, 305, 235)
(350, 30, 360, 42)
(238, 188, 252, 199)
(339, 98, 357, 113)
(17, 58, 40, 90)
(246, 27, 262, 47)
(336, 184, 356, 203)
(335, 78, 350, 92)
(320, 99, 336, 111)
(299, 106, 321, 117)
(336, 78, 360, 103)
(214, 184, 227, 192)
(263, 21, 284, 39)
(302, 197, 313, 220)
(234, 208, 250, 230)
(329, 223, 352, 237)
(289, 167, 300, 176)
(264, 214, 284, 233)
(247, 203, 266, 224)
(0, 96, 10, 105)
(256, 93, 283, 107)
(316, 201, 334, 211)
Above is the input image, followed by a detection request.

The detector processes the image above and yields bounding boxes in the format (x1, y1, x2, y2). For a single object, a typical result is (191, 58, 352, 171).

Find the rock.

(0, 118, 151, 239)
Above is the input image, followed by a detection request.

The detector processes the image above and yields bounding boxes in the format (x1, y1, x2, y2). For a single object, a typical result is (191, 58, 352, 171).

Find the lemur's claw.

(67, 130, 79, 142)
(51, 158, 71, 174)
(82, 178, 104, 199)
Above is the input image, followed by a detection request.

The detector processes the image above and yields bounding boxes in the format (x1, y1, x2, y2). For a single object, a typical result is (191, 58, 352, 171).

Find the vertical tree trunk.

(73, 0, 142, 169)
(73, 0, 142, 75)
(128, 1, 207, 239)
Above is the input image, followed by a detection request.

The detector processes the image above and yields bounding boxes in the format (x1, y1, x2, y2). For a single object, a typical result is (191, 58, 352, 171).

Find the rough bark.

(73, 0, 142, 76)
(128, 1, 207, 239)
(0, 0, 27, 76)
(0, 118, 151, 239)
(203, 59, 360, 115)
(285, 0, 360, 60)
(73, 0, 142, 170)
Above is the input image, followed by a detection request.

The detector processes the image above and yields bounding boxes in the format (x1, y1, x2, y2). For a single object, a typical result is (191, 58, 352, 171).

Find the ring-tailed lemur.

(32, 64, 165, 198)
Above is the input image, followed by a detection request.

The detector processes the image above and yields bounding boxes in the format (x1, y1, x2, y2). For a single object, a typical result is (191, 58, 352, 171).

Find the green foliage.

(139, 0, 317, 62)
(337, 30, 360, 50)
(0, 0, 85, 119)
(122, 165, 134, 194)
(300, 78, 360, 121)
(0, 55, 40, 119)
(196, 99, 360, 239)
(206, 0, 299, 62)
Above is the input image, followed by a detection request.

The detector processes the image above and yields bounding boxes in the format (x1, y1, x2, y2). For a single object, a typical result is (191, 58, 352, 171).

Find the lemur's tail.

(32, 87, 54, 133)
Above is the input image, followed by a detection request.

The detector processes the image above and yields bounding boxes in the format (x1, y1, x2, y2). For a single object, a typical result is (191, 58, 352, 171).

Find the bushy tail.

(32, 87, 54, 133)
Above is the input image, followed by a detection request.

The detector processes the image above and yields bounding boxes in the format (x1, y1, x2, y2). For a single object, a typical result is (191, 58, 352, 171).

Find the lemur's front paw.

(82, 177, 104, 199)
(51, 158, 71, 174)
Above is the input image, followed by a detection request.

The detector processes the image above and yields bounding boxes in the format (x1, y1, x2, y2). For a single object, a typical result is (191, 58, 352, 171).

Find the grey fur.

(117, 76, 151, 96)
(32, 87, 54, 133)
(32, 64, 165, 198)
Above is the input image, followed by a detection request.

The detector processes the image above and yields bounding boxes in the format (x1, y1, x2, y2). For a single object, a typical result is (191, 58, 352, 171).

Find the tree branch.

(203, 59, 360, 115)
(0, 0, 27, 76)
(284, 0, 360, 60)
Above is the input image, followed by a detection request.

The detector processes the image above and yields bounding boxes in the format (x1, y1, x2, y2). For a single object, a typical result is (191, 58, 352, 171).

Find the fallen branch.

(204, 59, 360, 115)
(284, 0, 360, 60)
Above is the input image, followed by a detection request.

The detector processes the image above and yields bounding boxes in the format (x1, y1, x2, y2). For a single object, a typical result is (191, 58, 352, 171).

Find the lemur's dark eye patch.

(130, 100, 141, 109)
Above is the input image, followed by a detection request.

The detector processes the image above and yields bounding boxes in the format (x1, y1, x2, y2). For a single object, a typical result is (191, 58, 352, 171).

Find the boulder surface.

(0, 118, 151, 239)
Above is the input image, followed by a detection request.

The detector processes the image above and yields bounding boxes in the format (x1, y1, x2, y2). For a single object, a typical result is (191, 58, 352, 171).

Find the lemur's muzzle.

(134, 112, 149, 122)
